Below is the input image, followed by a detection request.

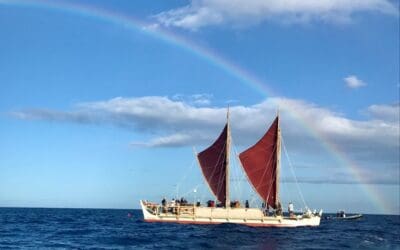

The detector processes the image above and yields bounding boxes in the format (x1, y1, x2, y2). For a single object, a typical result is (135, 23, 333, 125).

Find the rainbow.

(1, 0, 394, 214)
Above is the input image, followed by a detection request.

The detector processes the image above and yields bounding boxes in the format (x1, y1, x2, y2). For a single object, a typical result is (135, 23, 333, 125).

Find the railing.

(144, 202, 196, 216)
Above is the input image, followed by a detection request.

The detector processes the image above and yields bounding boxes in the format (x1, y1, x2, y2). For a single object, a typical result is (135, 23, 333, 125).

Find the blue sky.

(0, 0, 399, 214)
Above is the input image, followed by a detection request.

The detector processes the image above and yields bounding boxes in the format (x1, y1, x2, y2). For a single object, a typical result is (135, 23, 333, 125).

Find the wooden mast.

(275, 110, 281, 208)
(225, 107, 231, 208)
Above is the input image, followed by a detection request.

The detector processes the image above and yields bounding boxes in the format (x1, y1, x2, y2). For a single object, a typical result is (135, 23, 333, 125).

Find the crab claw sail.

(197, 124, 228, 204)
(239, 116, 280, 209)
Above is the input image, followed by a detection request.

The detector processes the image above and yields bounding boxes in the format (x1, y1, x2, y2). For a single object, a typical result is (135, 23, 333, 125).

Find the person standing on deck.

(170, 199, 176, 214)
(288, 202, 294, 217)
(276, 202, 283, 216)
(161, 198, 167, 213)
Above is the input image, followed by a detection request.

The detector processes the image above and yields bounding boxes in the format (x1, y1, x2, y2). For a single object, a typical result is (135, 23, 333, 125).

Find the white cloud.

(367, 103, 400, 122)
(131, 133, 199, 147)
(172, 93, 212, 106)
(153, 0, 398, 30)
(344, 75, 367, 88)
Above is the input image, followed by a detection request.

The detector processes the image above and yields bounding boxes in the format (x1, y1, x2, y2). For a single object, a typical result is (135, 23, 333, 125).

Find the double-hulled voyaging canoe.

(140, 112, 322, 227)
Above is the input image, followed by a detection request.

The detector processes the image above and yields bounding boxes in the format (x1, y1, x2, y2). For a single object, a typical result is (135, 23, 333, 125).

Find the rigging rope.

(174, 158, 196, 198)
(281, 135, 308, 209)
(231, 136, 246, 203)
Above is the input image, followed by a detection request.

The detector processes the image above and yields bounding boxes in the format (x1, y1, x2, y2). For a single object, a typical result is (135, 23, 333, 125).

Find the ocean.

(0, 208, 398, 249)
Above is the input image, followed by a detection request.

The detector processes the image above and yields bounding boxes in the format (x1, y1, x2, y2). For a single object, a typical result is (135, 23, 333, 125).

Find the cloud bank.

(153, 0, 398, 30)
(11, 95, 399, 185)
(11, 96, 399, 148)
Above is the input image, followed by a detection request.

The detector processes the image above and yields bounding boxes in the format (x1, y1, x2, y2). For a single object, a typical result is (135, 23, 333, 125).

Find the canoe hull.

(140, 200, 321, 227)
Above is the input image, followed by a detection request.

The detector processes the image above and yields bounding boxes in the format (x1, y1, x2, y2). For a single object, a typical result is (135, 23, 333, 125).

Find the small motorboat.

(325, 211, 363, 220)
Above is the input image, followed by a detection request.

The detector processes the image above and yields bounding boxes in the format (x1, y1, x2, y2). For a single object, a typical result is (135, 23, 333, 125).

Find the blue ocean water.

(0, 208, 398, 249)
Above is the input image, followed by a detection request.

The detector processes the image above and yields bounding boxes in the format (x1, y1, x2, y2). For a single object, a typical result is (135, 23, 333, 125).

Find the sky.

(0, 0, 399, 214)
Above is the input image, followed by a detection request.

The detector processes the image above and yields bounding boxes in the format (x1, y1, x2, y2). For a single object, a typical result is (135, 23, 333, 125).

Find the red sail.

(239, 117, 279, 208)
(197, 124, 227, 204)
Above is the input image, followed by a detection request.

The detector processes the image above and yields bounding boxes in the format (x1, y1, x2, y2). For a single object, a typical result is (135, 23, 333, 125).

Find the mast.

(225, 107, 231, 208)
(275, 111, 281, 207)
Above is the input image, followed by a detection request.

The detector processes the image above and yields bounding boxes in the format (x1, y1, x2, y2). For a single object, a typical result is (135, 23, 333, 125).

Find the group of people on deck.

(160, 197, 297, 217)
(161, 197, 191, 214)
(261, 201, 295, 217)
(162, 197, 189, 206)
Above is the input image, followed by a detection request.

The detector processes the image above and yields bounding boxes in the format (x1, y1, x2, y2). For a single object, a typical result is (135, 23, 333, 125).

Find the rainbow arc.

(1, 0, 392, 214)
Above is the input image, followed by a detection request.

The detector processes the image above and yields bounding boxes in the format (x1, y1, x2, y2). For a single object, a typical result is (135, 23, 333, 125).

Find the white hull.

(140, 200, 321, 227)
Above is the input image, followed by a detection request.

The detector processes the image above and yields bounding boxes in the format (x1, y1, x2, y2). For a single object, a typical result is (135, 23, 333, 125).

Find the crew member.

(288, 202, 294, 217)
(276, 202, 282, 216)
